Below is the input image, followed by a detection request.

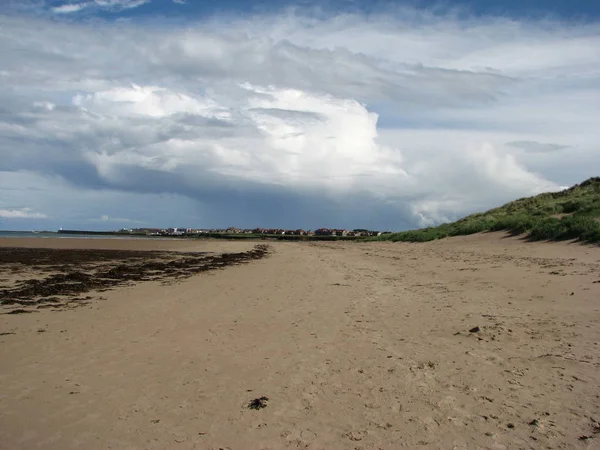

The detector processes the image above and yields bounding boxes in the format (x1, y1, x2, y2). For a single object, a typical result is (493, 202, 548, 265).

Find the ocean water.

(0, 231, 158, 240)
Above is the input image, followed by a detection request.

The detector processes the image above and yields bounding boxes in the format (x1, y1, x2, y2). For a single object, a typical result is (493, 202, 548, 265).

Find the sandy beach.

(1, 234, 599, 449)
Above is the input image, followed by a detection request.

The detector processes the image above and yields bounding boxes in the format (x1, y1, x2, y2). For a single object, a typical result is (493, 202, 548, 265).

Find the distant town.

(113, 227, 389, 238)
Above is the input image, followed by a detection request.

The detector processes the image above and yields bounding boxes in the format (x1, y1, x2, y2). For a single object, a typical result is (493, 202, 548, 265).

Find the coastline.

(0, 231, 183, 241)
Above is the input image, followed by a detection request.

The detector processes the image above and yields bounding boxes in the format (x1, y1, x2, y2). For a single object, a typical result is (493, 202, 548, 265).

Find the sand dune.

(1, 234, 599, 449)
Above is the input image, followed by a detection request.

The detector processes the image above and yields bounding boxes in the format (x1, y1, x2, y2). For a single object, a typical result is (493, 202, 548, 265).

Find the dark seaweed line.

(1, 245, 269, 309)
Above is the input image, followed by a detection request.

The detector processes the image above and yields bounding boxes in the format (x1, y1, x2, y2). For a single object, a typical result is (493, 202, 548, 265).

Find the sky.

(0, 0, 599, 231)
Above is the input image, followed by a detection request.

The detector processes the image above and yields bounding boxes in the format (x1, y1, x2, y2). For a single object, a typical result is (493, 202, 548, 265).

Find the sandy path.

(1, 235, 599, 449)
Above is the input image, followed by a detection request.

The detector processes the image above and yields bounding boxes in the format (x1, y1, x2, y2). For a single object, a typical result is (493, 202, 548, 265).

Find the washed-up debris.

(5, 308, 36, 315)
(1, 245, 269, 311)
(247, 396, 269, 410)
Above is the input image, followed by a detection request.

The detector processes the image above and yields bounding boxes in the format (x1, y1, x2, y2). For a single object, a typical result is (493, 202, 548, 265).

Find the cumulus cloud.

(0, 7, 598, 230)
(0, 208, 48, 219)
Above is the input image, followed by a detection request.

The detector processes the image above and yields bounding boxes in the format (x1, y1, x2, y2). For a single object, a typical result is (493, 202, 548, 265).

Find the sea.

(0, 231, 160, 240)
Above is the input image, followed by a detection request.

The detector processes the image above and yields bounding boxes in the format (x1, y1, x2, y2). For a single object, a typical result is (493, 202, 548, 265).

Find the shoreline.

(0, 232, 188, 241)
(0, 231, 367, 242)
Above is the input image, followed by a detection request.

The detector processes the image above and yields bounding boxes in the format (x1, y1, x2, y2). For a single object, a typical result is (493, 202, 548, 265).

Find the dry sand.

(1, 234, 599, 449)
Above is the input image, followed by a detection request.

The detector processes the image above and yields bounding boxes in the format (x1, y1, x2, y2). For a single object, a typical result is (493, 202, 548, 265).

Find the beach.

(1, 234, 599, 449)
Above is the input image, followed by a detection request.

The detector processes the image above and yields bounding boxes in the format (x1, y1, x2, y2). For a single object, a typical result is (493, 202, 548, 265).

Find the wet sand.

(0, 234, 599, 449)
(0, 241, 268, 312)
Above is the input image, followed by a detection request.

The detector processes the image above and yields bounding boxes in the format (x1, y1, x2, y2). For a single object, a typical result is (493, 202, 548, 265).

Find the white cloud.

(172, 0, 186, 4)
(0, 8, 598, 229)
(50, 0, 150, 14)
(0, 208, 48, 219)
(72, 84, 231, 119)
(94, 0, 150, 11)
(53, 3, 88, 13)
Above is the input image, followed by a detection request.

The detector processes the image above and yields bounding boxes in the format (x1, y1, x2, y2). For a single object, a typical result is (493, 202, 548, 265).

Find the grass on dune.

(373, 177, 600, 244)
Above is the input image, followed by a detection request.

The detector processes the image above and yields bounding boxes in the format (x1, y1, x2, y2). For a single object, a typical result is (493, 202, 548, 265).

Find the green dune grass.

(373, 177, 600, 243)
